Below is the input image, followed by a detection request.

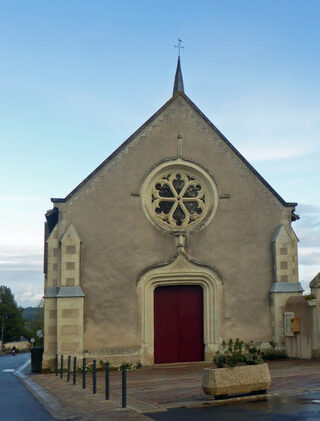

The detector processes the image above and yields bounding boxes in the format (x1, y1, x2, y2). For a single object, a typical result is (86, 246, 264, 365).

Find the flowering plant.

(214, 339, 264, 368)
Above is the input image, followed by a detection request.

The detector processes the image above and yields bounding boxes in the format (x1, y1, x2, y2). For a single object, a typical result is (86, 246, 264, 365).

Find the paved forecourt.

(20, 359, 320, 420)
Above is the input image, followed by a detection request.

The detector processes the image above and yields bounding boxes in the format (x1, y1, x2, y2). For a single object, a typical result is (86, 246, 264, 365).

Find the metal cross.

(174, 38, 184, 57)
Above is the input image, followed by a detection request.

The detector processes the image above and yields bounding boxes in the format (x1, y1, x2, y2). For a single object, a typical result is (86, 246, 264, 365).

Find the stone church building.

(43, 58, 305, 368)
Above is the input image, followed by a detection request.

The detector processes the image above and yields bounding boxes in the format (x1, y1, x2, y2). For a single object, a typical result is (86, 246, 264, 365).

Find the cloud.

(0, 195, 43, 203)
(297, 204, 320, 215)
(295, 204, 320, 250)
(240, 145, 305, 162)
(0, 245, 43, 306)
(294, 206, 320, 286)
(213, 98, 320, 162)
(215, 97, 320, 134)
(0, 245, 42, 271)
(300, 279, 311, 293)
(0, 270, 43, 307)
(299, 252, 320, 266)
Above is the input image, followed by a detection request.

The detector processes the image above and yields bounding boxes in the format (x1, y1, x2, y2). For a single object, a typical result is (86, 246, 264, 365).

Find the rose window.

(151, 171, 206, 228)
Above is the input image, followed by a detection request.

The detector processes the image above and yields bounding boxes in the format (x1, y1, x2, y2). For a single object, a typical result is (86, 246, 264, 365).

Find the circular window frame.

(140, 159, 219, 233)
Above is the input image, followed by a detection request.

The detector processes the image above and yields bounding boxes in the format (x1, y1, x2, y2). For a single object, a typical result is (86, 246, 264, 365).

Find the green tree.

(27, 299, 44, 347)
(0, 286, 26, 346)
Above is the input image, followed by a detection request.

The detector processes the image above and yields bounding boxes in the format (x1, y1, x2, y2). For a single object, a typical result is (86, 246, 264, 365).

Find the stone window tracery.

(141, 159, 218, 232)
(152, 171, 206, 228)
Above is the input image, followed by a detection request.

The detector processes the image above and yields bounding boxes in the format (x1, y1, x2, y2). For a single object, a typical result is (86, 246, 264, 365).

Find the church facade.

(43, 59, 304, 368)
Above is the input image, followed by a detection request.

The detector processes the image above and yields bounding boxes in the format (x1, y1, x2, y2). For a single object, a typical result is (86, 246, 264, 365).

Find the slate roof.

(172, 56, 184, 95)
(270, 282, 304, 293)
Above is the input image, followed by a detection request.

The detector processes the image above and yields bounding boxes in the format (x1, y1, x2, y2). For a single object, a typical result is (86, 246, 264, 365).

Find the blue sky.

(0, 1, 319, 306)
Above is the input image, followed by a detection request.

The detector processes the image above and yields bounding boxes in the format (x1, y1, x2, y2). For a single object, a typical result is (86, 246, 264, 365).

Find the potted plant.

(202, 339, 271, 398)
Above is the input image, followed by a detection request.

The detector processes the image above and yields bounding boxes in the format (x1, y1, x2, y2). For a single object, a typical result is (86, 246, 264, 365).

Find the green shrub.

(78, 361, 141, 373)
(261, 349, 287, 360)
(214, 353, 227, 368)
(116, 362, 139, 371)
(304, 293, 316, 301)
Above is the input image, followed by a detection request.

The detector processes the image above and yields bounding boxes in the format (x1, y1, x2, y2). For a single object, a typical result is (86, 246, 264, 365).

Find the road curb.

(165, 393, 269, 409)
(15, 364, 72, 420)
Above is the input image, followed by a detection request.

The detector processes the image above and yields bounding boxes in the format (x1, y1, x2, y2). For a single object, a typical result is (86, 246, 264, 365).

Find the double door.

(154, 285, 204, 364)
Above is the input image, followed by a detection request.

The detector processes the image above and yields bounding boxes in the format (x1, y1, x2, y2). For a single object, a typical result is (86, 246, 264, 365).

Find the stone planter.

(202, 363, 271, 397)
(307, 299, 317, 307)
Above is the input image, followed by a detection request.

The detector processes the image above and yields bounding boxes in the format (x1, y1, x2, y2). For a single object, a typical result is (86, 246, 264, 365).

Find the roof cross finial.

(172, 39, 185, 95)
(174, 38, 184, 57)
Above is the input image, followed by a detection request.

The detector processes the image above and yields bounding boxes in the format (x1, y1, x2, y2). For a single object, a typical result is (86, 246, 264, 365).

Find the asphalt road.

(0, 352, 54, 421)
(146, 394, 320, 421)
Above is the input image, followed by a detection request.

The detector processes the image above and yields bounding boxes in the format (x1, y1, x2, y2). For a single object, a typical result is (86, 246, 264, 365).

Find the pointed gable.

(60, 224, 81, 288)
(60, 224, 82, 244)
(51, 92, 296, 210)
(310, 273, 320, 288)
(272, 224, 299, 284)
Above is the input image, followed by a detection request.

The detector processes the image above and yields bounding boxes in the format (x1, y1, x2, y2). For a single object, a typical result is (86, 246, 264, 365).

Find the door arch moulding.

(137, 251, 223, 364)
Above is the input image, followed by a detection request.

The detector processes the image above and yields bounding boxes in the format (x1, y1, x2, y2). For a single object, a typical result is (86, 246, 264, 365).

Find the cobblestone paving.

(26, 360, 320, 420)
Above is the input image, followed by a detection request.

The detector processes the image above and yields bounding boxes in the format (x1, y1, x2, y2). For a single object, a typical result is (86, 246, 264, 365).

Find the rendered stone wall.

(57, 297, 84, 354)
(43, 224, 84, 368)
(46, 225, 59, 289)
(44, 94, 298, 365)
(43, 226, 59, 367)
(270, 224, 301, 347)
(285, 296, 312, 358)
(270, 291, 302, 348)
(309, 274, 320, 357)
(43, 298, 57, 368)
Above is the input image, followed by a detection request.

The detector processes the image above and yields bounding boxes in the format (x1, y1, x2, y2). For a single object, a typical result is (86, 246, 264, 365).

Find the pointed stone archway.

(137, 252, 223, 364)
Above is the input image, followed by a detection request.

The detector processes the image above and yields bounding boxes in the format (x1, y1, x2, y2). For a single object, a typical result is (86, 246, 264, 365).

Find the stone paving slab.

(23, 360, 320, 420)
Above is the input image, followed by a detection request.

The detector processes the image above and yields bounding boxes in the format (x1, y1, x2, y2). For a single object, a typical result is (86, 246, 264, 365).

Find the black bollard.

(60, 355, 63, 379)
(93, 360, 96, 394)
(55, 354, 58, 376)
(73, 356, 77, 385)
(67, 356, 71, 382)
(122, 364, 127, 408)
(82, 358, 86, 389)
(105, 362, 110, 400)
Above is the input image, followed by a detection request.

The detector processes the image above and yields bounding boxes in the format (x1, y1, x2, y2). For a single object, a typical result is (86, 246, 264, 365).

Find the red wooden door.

(154, 285, 204, 364)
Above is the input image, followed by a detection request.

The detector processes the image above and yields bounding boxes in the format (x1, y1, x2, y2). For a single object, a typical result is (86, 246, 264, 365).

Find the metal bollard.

(60, 355, 63, 379)
(105, 362, 110, 400)
(55, 354, 58, 376)
(122, 364, 127, 408)
(82, 358, 86, 389)
(93, 360, 96, 394)
(73, 356, 77, 385)
(67, 356, 71, 382)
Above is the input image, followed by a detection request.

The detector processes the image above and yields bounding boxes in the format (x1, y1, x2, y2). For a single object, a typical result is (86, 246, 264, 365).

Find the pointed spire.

(173, 56, 184, 95)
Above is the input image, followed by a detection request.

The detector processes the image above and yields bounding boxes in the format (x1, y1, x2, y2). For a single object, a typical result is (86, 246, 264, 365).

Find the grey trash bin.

(31, 347, 44, 373)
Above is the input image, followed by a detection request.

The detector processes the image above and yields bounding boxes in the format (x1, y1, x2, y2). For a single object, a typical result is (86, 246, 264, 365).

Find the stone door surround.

(137, 252, 223, 364)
